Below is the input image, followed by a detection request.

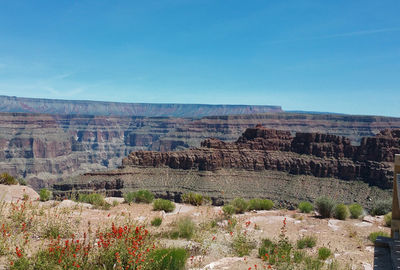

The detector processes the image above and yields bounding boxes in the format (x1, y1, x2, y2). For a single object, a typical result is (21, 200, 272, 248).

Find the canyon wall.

(1, 112, 400, 188)
(0, 95, 282, 117)
(123, 126, 400, 189)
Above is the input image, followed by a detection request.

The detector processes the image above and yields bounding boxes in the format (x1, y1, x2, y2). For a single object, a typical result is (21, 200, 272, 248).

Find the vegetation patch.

(368, 231, 390, 243)
(315, 196, 335, 218)
(333, 203, 349, 220)
(318, 247, 332, 260)
(148, 248, 188, 270)
(248, 198, 274, 211)
(124, 189, 154, 204)
(371, 200, 392, 216)
(298, 201, 314, 213)
(348, 203, 363, 219)
(151, 217, 162, 227)
(0, 173, 17, 185)
(296, 236, 317, 249)
(181, 192, 208, 206)
(76, 193, 111, 210)
(153, 199, 175, 212)
(384, 212, 392, 227)
(39, 188, 52, 202)
(232, 231, 256, 257)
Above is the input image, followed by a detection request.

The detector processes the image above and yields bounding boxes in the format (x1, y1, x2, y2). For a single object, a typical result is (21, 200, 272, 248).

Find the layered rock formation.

(0, 95, 282, 117)
(1, 112, 400, 188)
(123, 126, 400, 188)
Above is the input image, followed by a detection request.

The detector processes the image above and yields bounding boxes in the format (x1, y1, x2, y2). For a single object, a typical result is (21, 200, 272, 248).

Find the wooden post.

(392, 154, 400, 239)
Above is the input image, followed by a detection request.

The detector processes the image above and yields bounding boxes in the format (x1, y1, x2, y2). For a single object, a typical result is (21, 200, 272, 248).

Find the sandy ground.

(0, 188, 390, 270)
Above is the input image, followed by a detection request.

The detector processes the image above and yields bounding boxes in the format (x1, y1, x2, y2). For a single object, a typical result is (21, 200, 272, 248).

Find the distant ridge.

(0, 95, 282, 118)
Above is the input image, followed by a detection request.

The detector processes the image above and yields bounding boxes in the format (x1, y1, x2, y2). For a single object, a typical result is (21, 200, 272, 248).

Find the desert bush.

(39, 188, 52, 202)
(170, 217, 195, 240)
(222, 205, 235, 217)
(318, 247, 332, 260)
(153, 199, 175, 212)
(333, 203, 349, 220)
(348, 203, 363, 219)
(0, 172, 17, 185)
(181, 192, 205, 206)
(248, 198, 274, 211)
(298, 201, 314, 213)
(151, 217, 162, 227)
(297, 236, 317, 249)
(76, 193, 110, 210)
(384, 212, 392, 227)
(147, 248, 188, 270)
(371, 200, 392, 216)
(17, 178, 27, 186)
(368, 231, 390, 243)
(124, 189, 154, 204)
(232, 232, 256, 257)
(230, 198, 248, 214)
(304, 256, 324, 269)
(315, 196, 335, 218)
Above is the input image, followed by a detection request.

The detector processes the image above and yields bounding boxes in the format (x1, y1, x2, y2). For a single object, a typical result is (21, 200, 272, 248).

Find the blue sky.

(0, 1, 399, 116)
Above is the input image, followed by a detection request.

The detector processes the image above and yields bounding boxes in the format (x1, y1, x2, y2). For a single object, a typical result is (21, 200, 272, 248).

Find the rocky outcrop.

(1, 112, 400, 189)
(122, 126, 400, 188)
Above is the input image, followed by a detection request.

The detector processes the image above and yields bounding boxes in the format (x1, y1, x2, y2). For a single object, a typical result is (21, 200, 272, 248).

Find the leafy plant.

(315, 196, 335, 218)
(0, 172, 17, 185)
(298, 201, 314, 213)
(348, 203, 363, 219)
(171, 217, 195, 240)
(147, 248, 188, 270)
(181, 192, 205, 206)
(297, 236, 317, 249)
(371, 200, 392, 216)
(230, 198, 248, 214)
(384, 212, 392, 227)
(368, 231, 390, 243)
(318, 247, 332, 260)
(248, 198, 274, 210)
(153, 199, 175, 212)
(17, 178, 27, 186)
(222, 205, 235, 217)
(333, 204, 349, 220)
(151, 217, 162, 227)
(39, 188, 52, 202)
(124, 189, 154, 204)
(232, 231, 255, 257)
(76, 193, 110, 210)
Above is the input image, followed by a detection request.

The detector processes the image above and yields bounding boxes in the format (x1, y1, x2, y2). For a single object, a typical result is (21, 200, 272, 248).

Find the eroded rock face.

(122, 126, 400, 188)
(1, 112, 400, 189)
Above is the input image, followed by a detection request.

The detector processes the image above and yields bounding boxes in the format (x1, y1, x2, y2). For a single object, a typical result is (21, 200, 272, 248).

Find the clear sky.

(0, 1, 399, 116)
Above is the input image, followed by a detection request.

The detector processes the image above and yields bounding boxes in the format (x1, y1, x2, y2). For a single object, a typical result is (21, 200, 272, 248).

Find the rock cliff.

(1, 112, 400, 188)
(123, 126, 400, 189)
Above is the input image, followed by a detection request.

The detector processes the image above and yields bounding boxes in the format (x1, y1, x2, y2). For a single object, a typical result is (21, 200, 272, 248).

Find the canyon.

(53, 126, 398, 208)
(1, 111, 400, 189)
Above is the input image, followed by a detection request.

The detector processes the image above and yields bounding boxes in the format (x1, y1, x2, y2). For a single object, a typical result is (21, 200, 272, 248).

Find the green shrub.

(151, 217, 162, 227)
(230, 198, 248, 214)
(297, 236, 317, 249)
(304, 256, 324, 269)
(371, 200, 392, 216)
(147, 248, 188, 270)
(315, 196, 335, 218)
(18, 178, 27, 186)
(153, 199, 175, 212)
(124, 189, 154, 204)
(171, 217, 195, 240)
(0, 172, 17, 185)
(222, 205, 236, 217)
(39, 188, 52, 202)
(333, 204, 349, 220)
(181, 192, 205, 206)
(232, 232, 256, 257)
(368, 231, 390, 243)
(258, 237, 292, 265)
(348, 203, 363, 219)
(248, 198, 274, 210)
(76, 193, 110, 210)
(298, 201, 314, 213)
(384, 212, 392, 227)
(318, 247, 332, 260)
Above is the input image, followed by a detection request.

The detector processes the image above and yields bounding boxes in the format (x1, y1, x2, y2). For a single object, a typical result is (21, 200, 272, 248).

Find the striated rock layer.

(1, 112, 400, 188)
(123, 126, 400, 189)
